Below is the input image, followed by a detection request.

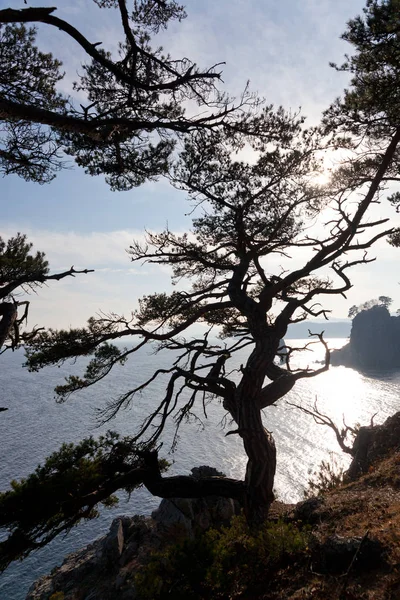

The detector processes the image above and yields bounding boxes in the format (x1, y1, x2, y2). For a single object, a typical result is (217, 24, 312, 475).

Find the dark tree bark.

(237, 347, 279, 524)
(0, 302, 17, 349)
(141, 451, 245, 502)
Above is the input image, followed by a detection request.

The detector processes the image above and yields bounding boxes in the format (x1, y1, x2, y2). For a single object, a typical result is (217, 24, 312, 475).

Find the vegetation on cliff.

(0, 234, 92, 359)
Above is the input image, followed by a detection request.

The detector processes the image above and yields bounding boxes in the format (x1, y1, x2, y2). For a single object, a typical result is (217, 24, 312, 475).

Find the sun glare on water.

(287, 338, 368, 425)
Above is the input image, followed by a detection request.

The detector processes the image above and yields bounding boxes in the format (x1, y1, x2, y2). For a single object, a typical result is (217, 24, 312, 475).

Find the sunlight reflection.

(261, 336, 400, 502)
(288, 338, 368, 424)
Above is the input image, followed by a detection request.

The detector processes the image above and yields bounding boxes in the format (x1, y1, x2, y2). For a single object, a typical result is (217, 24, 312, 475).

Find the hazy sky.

(3, 0, 400, 329)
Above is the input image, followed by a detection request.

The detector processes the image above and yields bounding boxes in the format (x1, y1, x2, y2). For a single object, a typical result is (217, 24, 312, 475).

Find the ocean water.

(1, 340, 400, 599)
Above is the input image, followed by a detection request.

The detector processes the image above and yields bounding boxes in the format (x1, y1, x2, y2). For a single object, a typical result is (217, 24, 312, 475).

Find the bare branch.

(287, 397, 355, 456)
(0, 266, 94, 300)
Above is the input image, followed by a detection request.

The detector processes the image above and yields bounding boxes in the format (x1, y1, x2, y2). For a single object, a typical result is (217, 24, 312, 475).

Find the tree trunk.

(225, 340, 279, 527)
(346, 426, 376, 480)
(240, 399, 276, 526)
(0, 302, 17, 349)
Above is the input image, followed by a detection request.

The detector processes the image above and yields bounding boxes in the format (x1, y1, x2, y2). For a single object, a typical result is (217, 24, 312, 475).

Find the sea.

(1, 339, 400, 599)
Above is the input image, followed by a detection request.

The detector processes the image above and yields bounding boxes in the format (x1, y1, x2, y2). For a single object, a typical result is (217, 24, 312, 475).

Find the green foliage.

(326, 0, 400, 135)
(25, 323, 132, 399)
(135, 515, 311, 599)
(54, 343, 129, 400)
(348, 296, 393, 318)
(0, 23, 66, 182)
(0, 233, 52, 353)
(0, 433, 169, 571)
(378, 295, 393, 309)
(388, 227, 400, 247)
(0, 23, 65, 109)
(92, 0, 186, 31)
(388, 191, 400, 245)
(136, 291, 199, 327)
(323, 0, 400, 193)
(0, 1, 256, 189)
(0, 234, 94, 354)
(304, 454, 345, 498)
(0, 233, 49, 297)
(24, 313, 127, 369)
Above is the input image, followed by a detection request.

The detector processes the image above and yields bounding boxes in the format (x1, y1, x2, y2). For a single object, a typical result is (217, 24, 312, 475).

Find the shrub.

(135, 515, 311, 599)
(305, 454, 345, 498)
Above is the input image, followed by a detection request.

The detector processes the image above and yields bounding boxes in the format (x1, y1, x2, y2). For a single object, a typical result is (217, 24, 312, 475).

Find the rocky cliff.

(331, 305, 400, 370)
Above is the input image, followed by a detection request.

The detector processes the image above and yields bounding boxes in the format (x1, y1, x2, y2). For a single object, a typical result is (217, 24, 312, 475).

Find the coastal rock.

(152, 497, 193, 536)
(292, 496, 325, 524)
(26, 516, 153, 600)
(27, 466, 239, 600)
(331, 305, 400, 370)
(26, 537, 109, 599)
(312, 534, 387, 574)
(152, 495, 239, 538)
(103, 518, 125, 566)
(347, 412, 400, 479)
(152, 466, 239, 538)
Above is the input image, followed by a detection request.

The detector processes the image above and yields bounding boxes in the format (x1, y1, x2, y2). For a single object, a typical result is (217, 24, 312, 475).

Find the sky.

(2, 0, 400, 331)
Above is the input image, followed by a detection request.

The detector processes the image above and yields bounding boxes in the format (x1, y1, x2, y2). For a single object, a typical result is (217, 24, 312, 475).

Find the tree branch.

(0, 8, 221, 93)
(287, 398, 356, 456)
(0, 265, 94, 300)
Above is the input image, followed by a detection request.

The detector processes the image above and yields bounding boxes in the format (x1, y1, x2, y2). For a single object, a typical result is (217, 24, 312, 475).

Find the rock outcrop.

(27, 515, 149, 600)
(331, 305, 400, 370)
(347, 411, 400, 479)
(27, 466, 240, 600)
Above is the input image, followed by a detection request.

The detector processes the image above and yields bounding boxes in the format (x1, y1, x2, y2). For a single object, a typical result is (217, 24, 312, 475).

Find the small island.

(331, 300, 400, 370)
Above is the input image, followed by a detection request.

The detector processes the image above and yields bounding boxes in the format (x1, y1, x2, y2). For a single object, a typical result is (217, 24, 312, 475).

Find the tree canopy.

(0, 1, 259, 189)
(348, 295, 393, 318)
(1, 0, 400, 574)
(0, 233, 93, 414)
(324, 0, 400, 241)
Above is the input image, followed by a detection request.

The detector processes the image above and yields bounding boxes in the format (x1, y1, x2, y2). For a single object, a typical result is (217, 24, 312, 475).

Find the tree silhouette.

(1, 0, 400, 571)
(0, 234, 93, 355)
(19, 102, 399, 534)
(0, 1, 259, 188)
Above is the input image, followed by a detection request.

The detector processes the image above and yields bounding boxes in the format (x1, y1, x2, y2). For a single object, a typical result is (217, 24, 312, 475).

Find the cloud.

(95, 267, 147, 274)
(0, 227, 146, 270)
(0, 226, 180, 328)
(162, 0, 365, 122)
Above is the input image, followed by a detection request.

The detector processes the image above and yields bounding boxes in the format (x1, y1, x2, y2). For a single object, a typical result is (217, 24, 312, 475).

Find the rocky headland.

(331, 305, 400, 370)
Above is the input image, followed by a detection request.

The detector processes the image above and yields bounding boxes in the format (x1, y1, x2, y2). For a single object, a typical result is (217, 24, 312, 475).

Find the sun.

(312, 171, 331, 186)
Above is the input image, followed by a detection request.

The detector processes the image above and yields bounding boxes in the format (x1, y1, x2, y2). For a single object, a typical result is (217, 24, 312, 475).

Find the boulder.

(152, 466, 240, 538)
(292, 496, 325, 524)
(312, 534, 387, 575)
(347, 412, 400, 479)
(102, 518, 125, 566)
